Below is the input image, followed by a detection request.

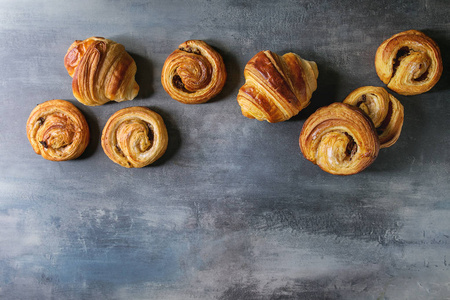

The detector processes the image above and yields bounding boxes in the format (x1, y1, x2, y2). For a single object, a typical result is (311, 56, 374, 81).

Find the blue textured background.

(1, 0, 450, 299)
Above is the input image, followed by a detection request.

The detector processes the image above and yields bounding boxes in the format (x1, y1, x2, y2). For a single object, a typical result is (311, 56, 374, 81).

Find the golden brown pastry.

(343, 86, 404, 148)
(161, 40, 226, 104)
(64, 37, 139, 106)
(375, 30, 442, 95)
(237, 50, 318, 123)
(26, 99, 90, 161)
(299, 103, 380, 175)
(101, 107, 168, 168)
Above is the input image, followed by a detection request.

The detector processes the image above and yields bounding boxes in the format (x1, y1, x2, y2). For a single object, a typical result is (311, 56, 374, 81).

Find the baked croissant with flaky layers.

(343, 86, 404, 148)
(161, 40, 227, 104)
(26, 100, 90, 161)
(101, 107, 168, 168)
(299, 103, 380, 175)
(237, 50, 318, 123)
(375, 30, 442, 95)
(64, 37, 139, 106)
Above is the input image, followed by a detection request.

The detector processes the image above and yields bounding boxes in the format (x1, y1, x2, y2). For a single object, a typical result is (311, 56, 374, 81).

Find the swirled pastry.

(101, 107, 168, 168)
(161, 40, 226, 104)
(375, 30, 442, 95)
(299, 103, 380, 175)
(64, 37, 139, 106)
(26, 100, 90, 161)
(237, 50, 318, 123)
(343, 86, 404, 148)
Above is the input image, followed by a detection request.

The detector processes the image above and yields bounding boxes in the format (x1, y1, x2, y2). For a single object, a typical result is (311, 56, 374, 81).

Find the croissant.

(237, 50, 318, 123)
(161, 40, 227, 104)
(26, 99, 90, 161)
(64, 37, 139, 106)
(343, 86, 404, 148)
(101, 107, 168, 168)
(299, 103, 380, 175)
(375, 30, 442, 95)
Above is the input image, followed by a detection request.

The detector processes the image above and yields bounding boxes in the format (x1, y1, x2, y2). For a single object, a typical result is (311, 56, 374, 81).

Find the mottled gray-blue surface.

(1, 0, 450, 299)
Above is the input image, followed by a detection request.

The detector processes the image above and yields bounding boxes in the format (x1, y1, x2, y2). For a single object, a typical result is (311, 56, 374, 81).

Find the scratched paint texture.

(1, 0, 450, 299)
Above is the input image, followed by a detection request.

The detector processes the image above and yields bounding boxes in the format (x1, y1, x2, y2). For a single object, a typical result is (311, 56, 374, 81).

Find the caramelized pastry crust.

(26, 100, 90, 161)
(375, 30, 442, 95)
(237, 50, 318, 123)
(161, 40, 226, 104)
(343, 86, 404, 148)
(101, 107, 168, 168)
(64, 37, 139, 106)
(299, 103, 380, 175)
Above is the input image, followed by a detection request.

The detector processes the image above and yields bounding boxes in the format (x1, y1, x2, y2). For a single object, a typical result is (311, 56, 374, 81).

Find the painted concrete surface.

(1, 0, 450, 299)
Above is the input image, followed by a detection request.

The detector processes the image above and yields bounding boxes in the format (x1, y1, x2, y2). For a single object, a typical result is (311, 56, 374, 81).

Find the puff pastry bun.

(64, 37, 139, 106)
(101, 107, 168, 168)
(161, 40, 227, 104)
(299, 103, 380, 175)
(237, 50, 318, 123)
(26, 99, 90, 161)
(343, 86, 404, 148)
(375, 30, 442, 95)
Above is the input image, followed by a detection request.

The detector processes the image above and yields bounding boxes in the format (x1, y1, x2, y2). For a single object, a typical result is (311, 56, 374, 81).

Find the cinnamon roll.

(64, 37, 139, 106)
(375, 30, 442, 95)
(237, 50, 318, 123)
(101, 107, 168, 168)
(343, 86, 404, 148)
(161, 40, 227, 104)
(26, 100, 90, 161)
(299, 103, 380, 175)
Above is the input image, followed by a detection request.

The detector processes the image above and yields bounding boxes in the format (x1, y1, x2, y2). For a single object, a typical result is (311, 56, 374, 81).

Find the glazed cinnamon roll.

(375, 30, 442, 95)
(237, 50, 318, 123)
(343, 86, 404, 148)
(64, 37, 139, 106)
(299, 103, 380, 175)
(101, 107, 168, 168)
(161, 40, 227, 104)
(26, 100, 90, 161)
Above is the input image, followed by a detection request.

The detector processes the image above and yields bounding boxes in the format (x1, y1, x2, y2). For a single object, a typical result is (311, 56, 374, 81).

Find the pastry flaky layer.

(237, 50, 318, 123)
(161, 40, 227, 104)
(101, 107, 168, 168)
(26, 100, 90, 161)
(299, 103, 380, 175)
(64, 37, 139, 106)
(375, 30, 442, 96)
(343, 86, 404, 148)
